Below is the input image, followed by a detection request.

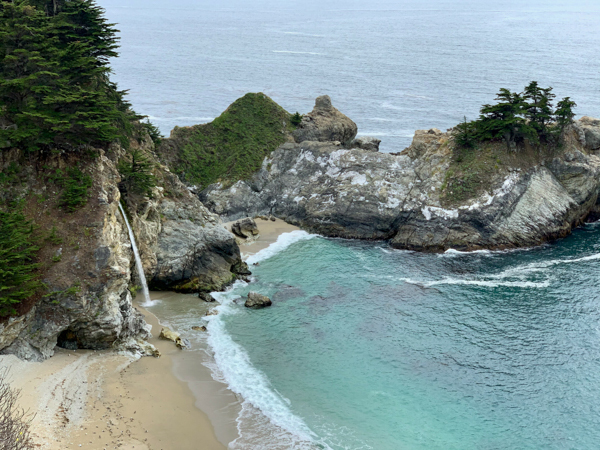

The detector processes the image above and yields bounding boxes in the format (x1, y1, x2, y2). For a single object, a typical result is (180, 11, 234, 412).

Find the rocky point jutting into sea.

(162, 94, 600, 252)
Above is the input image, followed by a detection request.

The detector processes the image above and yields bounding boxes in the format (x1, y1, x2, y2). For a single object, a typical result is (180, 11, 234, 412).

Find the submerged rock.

(245, 292, 272, 308)
(192, 326, 207, 332)
(198, 292, 216, 302)
(292, 95, 357, 146)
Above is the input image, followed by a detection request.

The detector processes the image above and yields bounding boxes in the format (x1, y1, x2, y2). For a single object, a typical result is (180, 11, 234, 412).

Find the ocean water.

(98, 0, 600, 152)
(148, 226, 600, 449)
(106, 1, 600, 447)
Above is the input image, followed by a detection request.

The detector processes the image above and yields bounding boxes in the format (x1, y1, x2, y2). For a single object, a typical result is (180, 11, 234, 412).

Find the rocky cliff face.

(0, 133, 246, 361)
(199, 97, 600, 251)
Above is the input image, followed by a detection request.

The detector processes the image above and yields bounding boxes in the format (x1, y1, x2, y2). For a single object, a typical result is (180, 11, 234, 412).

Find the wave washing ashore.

(143, 220, 600, 449)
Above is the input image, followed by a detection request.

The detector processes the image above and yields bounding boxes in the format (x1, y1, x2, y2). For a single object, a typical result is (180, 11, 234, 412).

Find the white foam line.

(272, 50, 325, 55)
(246, 230, 318, 265)
(206, 283, 320, 446)
(401, 277, 550, 289)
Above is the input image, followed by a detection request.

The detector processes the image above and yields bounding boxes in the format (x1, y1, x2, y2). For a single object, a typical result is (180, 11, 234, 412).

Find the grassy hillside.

(161, 93, 294, 188)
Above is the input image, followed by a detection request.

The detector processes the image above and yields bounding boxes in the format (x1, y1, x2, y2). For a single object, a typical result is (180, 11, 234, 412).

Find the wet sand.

(5, 217, 300, 449)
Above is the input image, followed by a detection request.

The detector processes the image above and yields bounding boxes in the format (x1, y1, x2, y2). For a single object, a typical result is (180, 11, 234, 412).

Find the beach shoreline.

(5, 217, 299, 449)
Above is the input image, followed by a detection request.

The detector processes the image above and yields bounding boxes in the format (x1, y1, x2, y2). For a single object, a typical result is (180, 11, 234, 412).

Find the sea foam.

(207, 231, 324, 448)
(246, 230, 318, 265)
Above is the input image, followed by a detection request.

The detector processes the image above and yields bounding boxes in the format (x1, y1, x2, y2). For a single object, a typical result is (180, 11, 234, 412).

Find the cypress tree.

(0, 0, 136, 152)
(0, 207, 41, 316)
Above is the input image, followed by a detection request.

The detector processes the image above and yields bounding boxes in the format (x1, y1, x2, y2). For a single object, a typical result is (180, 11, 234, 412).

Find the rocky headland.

(175, 95, 600, 252)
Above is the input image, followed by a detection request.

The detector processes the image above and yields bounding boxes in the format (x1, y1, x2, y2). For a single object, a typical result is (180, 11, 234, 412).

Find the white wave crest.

(401, 277, 550, 289)
(246, 230, 318, 265)
(272, 50, 325, 55)
(205, 294, 318, 446)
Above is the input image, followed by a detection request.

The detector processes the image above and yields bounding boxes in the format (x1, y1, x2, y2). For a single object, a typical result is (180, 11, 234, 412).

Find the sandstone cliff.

(0, 132, 247, 361)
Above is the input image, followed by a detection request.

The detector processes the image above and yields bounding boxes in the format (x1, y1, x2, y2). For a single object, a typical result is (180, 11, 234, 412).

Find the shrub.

(118, 148, 157, 197)
(0, 207, 40, 316)
(0, 368, 34, 450)
(290, 112, 303, 126)
(58, 167, 92, 212)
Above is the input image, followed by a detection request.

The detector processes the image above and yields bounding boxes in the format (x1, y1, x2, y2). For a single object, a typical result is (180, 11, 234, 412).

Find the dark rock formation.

(351, 136, 381, 152)
(292, 95, 357, 146)
(245, 292, 272, 308)
(198, 292, 216, 302)
(231, 217, 259, 240)
(200, 117, 600, 252)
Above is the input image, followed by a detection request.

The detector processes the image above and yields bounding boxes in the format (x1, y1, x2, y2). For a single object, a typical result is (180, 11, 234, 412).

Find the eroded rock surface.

(201, 118, 600, 252)
(293, 95, 357, 146)
(245, 292, 272, 308)
(231, 217, 259, 240)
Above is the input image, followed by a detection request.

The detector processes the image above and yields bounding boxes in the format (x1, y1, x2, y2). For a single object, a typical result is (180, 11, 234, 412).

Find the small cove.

(146, 224, 600, 449)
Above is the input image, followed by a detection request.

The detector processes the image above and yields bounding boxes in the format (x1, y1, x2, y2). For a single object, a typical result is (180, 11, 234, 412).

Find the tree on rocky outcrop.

(0, 206, 41, 316)
(455, 82, 577, 151)
(118, 148, 157, 197)
(0, 0, 136, 152)
(478, 88, 535, 150)
(454, 116, 478, 149)
(523, 81, 555, 142)
(0, 368, 34, 450)
(555, 97, 577, 132)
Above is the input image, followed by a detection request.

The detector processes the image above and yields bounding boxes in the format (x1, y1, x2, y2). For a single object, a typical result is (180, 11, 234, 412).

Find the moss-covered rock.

(159, 93, 294, 189)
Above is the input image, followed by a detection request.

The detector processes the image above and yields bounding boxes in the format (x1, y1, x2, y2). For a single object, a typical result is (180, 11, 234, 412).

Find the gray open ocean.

(100, 0, 600, 152)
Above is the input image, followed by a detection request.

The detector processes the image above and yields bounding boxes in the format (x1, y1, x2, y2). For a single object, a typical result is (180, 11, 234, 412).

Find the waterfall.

(118, 202, 152, 306)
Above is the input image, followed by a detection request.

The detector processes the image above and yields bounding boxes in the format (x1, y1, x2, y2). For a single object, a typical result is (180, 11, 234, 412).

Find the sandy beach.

(3, 218, 298, 450)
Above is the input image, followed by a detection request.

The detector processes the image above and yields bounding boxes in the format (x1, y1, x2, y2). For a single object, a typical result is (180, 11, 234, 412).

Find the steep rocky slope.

(194, 96, 600, 251)
(0, 134, 247, 361)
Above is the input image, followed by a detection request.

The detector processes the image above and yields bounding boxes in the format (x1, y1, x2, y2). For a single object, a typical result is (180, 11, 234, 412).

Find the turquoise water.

(196, 225, 600, 450)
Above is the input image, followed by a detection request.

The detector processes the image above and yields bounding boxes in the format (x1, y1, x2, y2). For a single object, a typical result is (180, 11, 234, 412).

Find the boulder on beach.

(231, 217, 259, 240)
(245, 292, 272, 308)
(159, 327, 189, 349)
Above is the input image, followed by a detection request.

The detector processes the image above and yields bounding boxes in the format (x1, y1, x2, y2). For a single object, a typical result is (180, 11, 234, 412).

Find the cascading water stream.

(118, 202, 152, 306)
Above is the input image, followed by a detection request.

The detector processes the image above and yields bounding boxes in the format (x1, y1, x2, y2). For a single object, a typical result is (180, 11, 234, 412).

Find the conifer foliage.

(0, 207, 41, 316)
(0, 0, 136, 151)
(454, 82, 577, 151)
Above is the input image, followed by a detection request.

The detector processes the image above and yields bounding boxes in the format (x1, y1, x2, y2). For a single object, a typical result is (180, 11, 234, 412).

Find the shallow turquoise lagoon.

(202, 224, 600, 449)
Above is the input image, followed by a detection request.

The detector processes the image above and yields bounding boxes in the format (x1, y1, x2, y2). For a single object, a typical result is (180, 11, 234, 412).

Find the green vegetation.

(444, 82, 577, 206)
(140, 120, 163, 146)
(0, 206, 41, 316)
(455, 82, 576, 151)
(290, 112, 303, 126)
(0, 0, 138, 152)
(441, 143, 504, 206)
(174, 93, 293, 188)
(57, 167, 93, 211)
(118, 147, 157, 197)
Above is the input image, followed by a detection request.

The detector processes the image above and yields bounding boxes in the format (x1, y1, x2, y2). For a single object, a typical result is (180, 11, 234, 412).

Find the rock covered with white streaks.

(200, 118, 600, 251)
